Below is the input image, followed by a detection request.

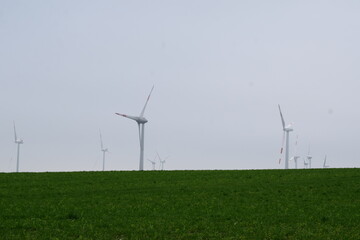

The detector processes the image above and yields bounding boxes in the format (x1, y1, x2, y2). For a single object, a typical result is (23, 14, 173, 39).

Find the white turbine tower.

(278, 105, 293, 169)
(147, 155, 157, 170)
(157, 152, 168, 171)
(115, 86, 154, 171)
(289, 135, 300, 169)
(99, 130, 109, 171)
(13, 122, 23, 173)
(323, 155, 329, 168)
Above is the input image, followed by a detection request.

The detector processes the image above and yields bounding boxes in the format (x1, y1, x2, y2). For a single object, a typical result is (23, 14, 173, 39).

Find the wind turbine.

(278, 105, 293, 169)
(289, 135, 300, 169)
(115, 85, 154, 171)
(323, 155, 329, 168)
(306, 146, 312, 169)
(304, 158, 308, 169)
(13, 122, 23, 173)
(147, 155, 157, 170)
(99, 130, 109, 171)
(157, 152, 168, 171)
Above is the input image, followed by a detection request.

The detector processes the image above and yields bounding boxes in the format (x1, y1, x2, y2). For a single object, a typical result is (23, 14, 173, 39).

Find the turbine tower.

(116, 86, 154, 171)
(290, 135, 300, 169)
(323, 155, 329, 168)
(157, 152, 168, 171)
(13, 122, 23, 173)
(99, 130, 109, 171)
(278, 105, 293, 169)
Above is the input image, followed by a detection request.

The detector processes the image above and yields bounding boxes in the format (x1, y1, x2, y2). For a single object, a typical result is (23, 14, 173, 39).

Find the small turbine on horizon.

(157, 152, 168, 171)
(306, 146, 312, 169)
(13, 122, 23, 173)
(147, 155, 157, 170)
(304, 157, 309, 169)
(323, 155, 329, 168)
(116, 86, 154, 171)
(278, 105, 293, 169)
(99, 130, 109, 171)
(290, 135, 300, 169)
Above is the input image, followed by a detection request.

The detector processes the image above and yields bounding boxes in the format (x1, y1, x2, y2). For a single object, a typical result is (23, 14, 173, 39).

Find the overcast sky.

(1, 0, 360, 172)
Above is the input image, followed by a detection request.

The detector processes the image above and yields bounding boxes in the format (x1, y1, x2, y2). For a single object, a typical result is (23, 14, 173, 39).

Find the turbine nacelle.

(136, 117, 148, 124)
(290, 156, 300, 161)
(284, 123, 294, 132)
(284, 126, 293, 132)
(15, 139, 24, 144)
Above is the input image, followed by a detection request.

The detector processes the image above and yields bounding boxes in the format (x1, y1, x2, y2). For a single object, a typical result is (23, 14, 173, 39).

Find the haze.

(1, 1, 359, 172)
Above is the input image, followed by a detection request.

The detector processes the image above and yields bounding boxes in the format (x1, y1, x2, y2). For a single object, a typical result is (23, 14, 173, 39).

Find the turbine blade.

(13, 121, 17, 142)
(140, 85, 154, 117)
(278, 131, 285, 164)
(157, 151, 161, 161)
(99, 129, 104, 150)
(115, 113, 140, 122)
(115, 113, 127, 117)
(278, 104, 286, 130)
(294, 135, 299, 156)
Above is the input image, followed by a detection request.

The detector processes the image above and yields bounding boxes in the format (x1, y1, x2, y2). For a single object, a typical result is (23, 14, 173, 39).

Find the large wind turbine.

(116, 86, 154, 171)
(13, 122, 24, 173)
(278, 105, 293, 169)
(99, 130, 109, 171)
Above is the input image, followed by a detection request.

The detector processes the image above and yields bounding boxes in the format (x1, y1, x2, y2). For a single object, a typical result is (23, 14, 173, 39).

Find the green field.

(0, 169, 359, 240)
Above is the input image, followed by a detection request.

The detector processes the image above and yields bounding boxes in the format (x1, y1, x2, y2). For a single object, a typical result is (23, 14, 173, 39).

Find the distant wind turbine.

(304, 157, 309, 169)
(157, 152, 168, 171)
(323, 155, 329, 168)
(116, 86, 154, 171)
(147, 155, 157, 170)
(290, 135, 300, 169)
(306, 146, 312, 169)
(278, 105, 294, 169)
(13, 122, 23, 173)
(99, 130, 109, 171)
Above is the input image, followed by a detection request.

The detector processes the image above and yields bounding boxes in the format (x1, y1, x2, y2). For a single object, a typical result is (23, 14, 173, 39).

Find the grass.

(0, 168, 359, 239)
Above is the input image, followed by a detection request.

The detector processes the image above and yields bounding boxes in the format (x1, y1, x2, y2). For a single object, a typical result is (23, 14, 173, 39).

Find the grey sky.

(1, 1, 359, 172)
